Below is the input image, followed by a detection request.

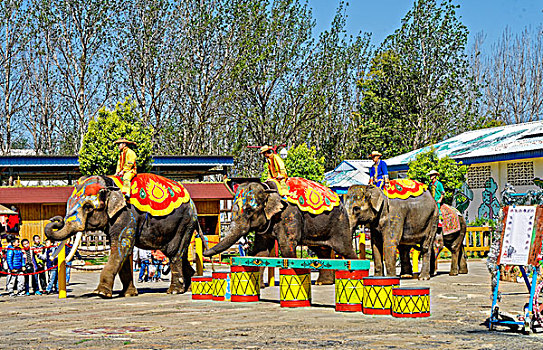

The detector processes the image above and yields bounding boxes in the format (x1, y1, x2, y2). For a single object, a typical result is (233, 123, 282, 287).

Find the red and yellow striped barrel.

(392, 287, 430, 318)
(212, 272, 229, 301)
(362, 276, 400, 315)
(231, 265, 260, 302)
(191, 276, 213, 300)
(335, 270, 368, 312)
(279, 268, 311, 307)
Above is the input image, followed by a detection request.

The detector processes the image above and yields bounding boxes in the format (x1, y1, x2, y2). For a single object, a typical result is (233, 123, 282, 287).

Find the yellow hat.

(368, 150, 382, 158)
(260, 145, 273, 154)
(114, 138, 136, 145)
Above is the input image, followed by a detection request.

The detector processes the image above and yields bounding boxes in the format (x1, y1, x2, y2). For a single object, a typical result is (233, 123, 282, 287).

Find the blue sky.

(309, 0, 543, 50)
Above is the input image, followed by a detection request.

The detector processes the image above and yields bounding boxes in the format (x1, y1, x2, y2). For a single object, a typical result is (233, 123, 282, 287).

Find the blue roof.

(0, 155, 234, 168)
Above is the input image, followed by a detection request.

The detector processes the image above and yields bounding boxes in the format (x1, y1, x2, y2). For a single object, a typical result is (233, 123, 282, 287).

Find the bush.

(79, 99, 154, 175)
(407, 148, 468, 205)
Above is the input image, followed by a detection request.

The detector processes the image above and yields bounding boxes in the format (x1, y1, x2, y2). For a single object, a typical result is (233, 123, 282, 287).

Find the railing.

(439, 226, 492, 258)
(77, 232, 110, 259)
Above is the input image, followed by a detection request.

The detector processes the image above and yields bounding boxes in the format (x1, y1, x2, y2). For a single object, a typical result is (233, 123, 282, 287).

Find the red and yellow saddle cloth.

(110, 173, 191, 216)
(441, 204, 461, 235)
(269, 177, 340, 215)
(383, 179, 427, 200)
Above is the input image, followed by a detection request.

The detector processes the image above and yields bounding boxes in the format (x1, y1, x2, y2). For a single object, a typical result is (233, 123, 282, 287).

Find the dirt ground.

(0, 260, 542, 350)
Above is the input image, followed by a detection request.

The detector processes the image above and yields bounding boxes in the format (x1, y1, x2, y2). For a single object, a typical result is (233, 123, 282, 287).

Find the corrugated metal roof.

(386, 120, 543, 171)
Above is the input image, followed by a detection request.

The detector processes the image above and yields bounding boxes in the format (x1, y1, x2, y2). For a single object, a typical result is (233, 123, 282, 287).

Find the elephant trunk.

(204, 222, 247, 257)
(44, 215, 84, 241)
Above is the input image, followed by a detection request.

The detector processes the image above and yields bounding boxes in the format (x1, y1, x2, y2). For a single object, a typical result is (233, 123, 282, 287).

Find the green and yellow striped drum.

(191, 276, 213, 300)
(212, 272, 229, 301)
(230, 265, 260, 302)
(392, 287, 430, 318)
(279, 268, 311, 307)
(362, 276, 400, 315)
(335, 270, 369, 312)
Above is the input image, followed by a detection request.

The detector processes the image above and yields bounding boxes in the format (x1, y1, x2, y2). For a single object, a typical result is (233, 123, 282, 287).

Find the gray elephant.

(434, 204, 468, 276)
(203, 179, 357, 284)
(45, 174, 203, 298)
(346, 182, 438, 280)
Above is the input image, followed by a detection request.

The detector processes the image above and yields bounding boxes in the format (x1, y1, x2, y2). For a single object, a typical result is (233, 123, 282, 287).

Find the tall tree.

(0, 0, 30, 154)
(354, 0, 476, 159)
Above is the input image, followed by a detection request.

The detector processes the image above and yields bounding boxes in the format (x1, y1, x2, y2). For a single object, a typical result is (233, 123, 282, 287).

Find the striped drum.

(191, 276, 213, 300)
(392, 287, 430, 318)
(362, 276, 400, 315)
(231, 265, 260, 302)
(212, 272, 229, 301)
(335, 270, 368, 312)
(279, 268, 311, 307)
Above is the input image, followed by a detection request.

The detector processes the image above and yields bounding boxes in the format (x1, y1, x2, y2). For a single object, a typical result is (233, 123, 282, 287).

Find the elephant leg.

(398, 246, 413, 278)
(251, 235, 275, 289)
(94, 222, 137, 298)
(418, 218, 437, 280)
(459, 245, 468, 274)
(433, 229, 443, 275)
(315, 246, 334, 285)
(119, 253, 138, 297)
(371, 229, 384, 276)
(168, 223, 195, 294)
(447, 239, 460, 276)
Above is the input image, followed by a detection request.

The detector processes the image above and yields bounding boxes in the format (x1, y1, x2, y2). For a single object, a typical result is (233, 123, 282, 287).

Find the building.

(0, 155, 234, 243)
(385, 120, 543, 222)
(325, 160, 372, 198)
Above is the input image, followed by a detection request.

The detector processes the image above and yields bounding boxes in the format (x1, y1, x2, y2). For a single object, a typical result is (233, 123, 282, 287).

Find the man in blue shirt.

(368, 151, 389, 189)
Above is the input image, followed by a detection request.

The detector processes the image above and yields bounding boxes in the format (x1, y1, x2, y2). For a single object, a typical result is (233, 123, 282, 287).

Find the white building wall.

(464, 158, 543, 223)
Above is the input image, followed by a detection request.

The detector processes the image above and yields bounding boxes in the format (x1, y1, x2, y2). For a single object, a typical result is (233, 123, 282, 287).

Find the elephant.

(203, 180, 357, 284)
(45, 174, 202, 298)
(346, 184, 438, 280)
(434, 204, 468, 276)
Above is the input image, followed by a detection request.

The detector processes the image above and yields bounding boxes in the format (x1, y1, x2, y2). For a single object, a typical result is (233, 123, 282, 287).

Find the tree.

(261, 144, 325, 184)
(79, 99, 153, 176)
(354, 0, 477, 159)
(406, 148, 468, 205)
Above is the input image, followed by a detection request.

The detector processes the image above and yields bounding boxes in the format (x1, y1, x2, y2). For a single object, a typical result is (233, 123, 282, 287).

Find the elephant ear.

(368, 187, 385, 212)
(107, 190, 126, 218)
(264, 189, 285, 220)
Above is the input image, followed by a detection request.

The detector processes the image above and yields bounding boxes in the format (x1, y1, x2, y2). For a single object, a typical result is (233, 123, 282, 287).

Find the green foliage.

(79, 99, 154, 175)
(260, 144, 325, 184)
(468, 217, 498, 228)
(407, 148, 468, 205)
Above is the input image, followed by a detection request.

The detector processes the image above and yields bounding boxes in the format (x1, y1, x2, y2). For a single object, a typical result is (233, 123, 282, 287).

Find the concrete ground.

(0, 260, 542, 349)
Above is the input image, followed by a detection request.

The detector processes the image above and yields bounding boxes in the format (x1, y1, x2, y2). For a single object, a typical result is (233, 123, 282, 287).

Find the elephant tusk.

(66, 231, 83, 262)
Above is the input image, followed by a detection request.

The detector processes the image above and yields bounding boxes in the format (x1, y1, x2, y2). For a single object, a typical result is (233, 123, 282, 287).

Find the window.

(507, 161, 534, 186)
(467, 165, 491, 189)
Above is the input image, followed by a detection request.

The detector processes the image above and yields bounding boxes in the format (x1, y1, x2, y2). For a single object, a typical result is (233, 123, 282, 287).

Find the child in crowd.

(151, 250, 167, 282)
(138, 249, 152, 283)
(32, 235, 48, 291)
(21, 239, 42, 295)
(6, 237, 25, 296)
(45, 240, 59, 294)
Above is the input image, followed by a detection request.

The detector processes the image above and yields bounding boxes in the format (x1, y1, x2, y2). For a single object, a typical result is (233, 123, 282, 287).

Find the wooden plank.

(231, 257, 370, 270)
(466, 226, 490, 232)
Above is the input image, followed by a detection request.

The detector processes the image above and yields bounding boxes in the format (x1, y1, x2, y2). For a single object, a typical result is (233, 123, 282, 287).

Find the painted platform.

(231, 257, 370, 271)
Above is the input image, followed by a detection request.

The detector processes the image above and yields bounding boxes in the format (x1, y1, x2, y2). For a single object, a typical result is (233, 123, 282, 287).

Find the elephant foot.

(449, 270, 459, 276)
(459, 269, 468, 274)
(167, 285, 185, 295)
(315, 270, 334, 285)
(400, 274, 413, 279)
(122, 286, 139, 297)
(93, 287, 113, 299)
(418, 273, 430, 280)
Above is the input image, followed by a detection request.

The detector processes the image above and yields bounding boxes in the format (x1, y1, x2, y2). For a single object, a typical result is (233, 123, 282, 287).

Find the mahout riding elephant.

(346, 181, 438, 280)
(203, 179, 357, 284)
(434, 204, 468, 276)
(45, 174, 202, 298)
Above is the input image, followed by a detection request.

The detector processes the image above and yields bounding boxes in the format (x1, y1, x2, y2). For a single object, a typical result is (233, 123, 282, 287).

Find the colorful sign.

(269, 177, 340, 215)
(110, 173, 191, 216)
(383, 179, 427, 200)
(499, 206, 537, 266)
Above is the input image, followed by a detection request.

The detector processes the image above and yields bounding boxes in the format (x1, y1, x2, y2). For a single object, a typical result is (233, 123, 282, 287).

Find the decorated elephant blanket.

(441, 204, 461, 236)
(268, 177, 340, 215)
(110, 173, 191, 216)
(383, 179, 427, 200)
